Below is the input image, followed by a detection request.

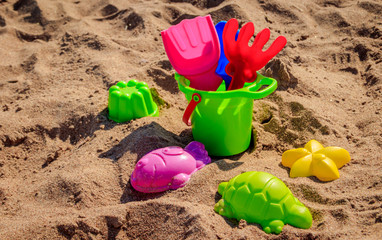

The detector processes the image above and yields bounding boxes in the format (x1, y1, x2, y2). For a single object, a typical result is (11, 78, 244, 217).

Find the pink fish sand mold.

(130, 141, 211, 193)
(161, 15, 222, 91)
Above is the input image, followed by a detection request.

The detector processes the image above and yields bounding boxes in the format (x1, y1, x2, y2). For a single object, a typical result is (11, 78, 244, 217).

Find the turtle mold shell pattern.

(214, 171, 312, 234)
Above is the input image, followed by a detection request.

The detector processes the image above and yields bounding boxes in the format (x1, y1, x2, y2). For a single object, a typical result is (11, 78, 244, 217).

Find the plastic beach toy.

(108, 80, 158, 123)
(282, 140, 350, 182)
(215, 21, 239, 90)
(223, 18, 287, 90)
(176, 72, 277, 156)
(161, 15, 223, 91)
(215, 171, 312, 234)
(130, 141, 211, 193)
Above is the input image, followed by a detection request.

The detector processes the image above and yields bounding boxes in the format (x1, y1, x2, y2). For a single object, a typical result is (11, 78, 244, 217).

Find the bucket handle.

(181, 77, 277, 126)
(239, 77, 278, 99)
(183, 93, 201, 126)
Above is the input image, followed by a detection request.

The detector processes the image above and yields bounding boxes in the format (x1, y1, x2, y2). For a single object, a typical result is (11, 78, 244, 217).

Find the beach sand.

(0, 0, 381, 239)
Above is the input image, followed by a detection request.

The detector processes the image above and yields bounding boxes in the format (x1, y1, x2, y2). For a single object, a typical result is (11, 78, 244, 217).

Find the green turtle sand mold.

(215, 171, 312, 234)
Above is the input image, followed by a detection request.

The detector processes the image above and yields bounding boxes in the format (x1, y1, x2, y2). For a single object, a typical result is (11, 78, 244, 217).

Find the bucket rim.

(175, 72, 278, 100)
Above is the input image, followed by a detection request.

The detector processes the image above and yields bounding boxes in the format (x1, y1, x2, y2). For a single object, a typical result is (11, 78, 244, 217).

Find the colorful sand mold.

(131, 141, 210, 193)
(282, 140, 351, 181)
(215, 171, 312, 234)
(108, 80, 158, 123)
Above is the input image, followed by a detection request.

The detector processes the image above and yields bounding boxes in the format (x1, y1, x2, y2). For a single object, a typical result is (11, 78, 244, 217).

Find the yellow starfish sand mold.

(282, 140, 350, 181)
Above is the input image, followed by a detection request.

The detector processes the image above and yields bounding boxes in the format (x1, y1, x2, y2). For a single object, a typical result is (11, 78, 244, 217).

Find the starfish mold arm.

(282, 148, 311, 168)
(315, 147, 350, 168)
(289, 155, 313, 178)
(311, 154, 340, 181)
(304, 140, 324, 153)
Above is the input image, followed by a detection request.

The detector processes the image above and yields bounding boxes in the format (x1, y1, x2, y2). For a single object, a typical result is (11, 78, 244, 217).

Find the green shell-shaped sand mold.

(215, 171, 312, 234)
(108, 80, 158, 123)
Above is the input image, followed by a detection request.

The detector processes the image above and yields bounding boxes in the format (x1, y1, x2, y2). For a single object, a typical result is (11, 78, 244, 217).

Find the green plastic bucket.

(176, 73, 277, 156)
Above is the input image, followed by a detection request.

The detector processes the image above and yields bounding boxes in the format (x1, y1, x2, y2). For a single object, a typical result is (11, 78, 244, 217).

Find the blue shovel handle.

(215, 21, 239, 90)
